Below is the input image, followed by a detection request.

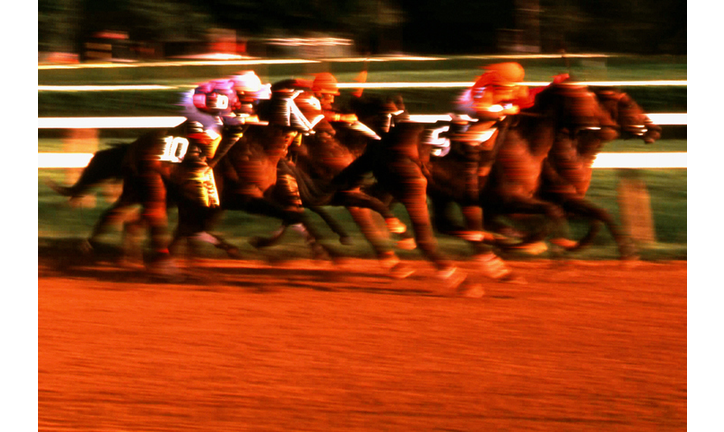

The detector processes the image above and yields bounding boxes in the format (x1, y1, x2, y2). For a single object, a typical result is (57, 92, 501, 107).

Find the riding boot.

(180, 146, 219, 208)
(458, 143, 485, 242)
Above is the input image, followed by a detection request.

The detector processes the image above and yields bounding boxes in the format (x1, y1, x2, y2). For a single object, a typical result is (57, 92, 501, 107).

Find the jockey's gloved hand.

(220, 115, 248, 138)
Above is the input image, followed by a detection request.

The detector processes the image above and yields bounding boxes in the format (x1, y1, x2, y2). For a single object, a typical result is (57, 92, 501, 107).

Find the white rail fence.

(37, 114, 687, 169)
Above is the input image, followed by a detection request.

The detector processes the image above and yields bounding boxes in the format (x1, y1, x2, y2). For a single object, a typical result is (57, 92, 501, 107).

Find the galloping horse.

(48, 111, 333, 273)
(368, 80, 614, 266)
(238, 85, 416, 275)
(472, 80, 618, 251)
(329, 102, 465, 279)
(532, 86, 662, 257)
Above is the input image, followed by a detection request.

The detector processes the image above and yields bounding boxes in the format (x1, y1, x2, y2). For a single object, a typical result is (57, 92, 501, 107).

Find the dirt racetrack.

(39, 251, 687, 431)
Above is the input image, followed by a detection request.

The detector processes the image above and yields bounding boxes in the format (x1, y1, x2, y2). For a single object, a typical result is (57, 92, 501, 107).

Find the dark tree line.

(38, 0, 686, 56)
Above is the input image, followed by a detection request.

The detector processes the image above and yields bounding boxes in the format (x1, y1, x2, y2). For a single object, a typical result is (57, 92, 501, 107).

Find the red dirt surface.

(39, 257, 686, 431)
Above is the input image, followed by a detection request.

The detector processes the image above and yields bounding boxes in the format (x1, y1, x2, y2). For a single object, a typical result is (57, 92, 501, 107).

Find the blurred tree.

(38, 0, 685, 56)
(538, 0, 686, 54)
(39, 0, 82, 52)
(399, 0, 514, 54)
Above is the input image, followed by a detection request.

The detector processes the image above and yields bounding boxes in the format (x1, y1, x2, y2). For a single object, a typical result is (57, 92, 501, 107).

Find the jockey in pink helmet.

(179, 71, 271, 207)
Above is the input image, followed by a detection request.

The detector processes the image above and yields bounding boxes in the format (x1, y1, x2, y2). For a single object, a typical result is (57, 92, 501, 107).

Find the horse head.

(350, 94, 408, 135)
(532, 80, 618, 142)
(594, 89, 661, 144)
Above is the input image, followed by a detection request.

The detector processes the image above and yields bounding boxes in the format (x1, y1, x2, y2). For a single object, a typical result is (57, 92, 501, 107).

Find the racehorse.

(234, 85, 416, 275)
(470, 81, 618, 251)
(51, 84, 420, 274)
(362, 80, 615, 268)
(530, 86, 662, 258)
(48, 112, 336, 274)
(328, 99, 467, 279)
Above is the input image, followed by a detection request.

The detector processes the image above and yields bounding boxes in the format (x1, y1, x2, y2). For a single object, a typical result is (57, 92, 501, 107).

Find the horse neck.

(333, 126, 369, 158)
(515, 109, 559, 158)
(228, 128, 285, 172)
(576, 134, 605, 162)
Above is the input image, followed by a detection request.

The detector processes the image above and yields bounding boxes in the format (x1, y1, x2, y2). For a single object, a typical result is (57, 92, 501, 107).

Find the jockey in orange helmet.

(311, 72, 359, 123)
(447, 62, 529, 242)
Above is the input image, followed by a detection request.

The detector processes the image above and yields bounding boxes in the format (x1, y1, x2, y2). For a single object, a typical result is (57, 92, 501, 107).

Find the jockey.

(311, 72, 359, 124)
(179, 71, 271, 207)
(449, 62, 529, 241)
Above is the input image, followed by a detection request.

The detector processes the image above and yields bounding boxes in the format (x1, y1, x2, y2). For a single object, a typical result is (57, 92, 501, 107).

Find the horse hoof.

(379, 252, 400, 269)
(79, 239, 95, 254)
(620, 257, 641, 269)
(225, 247, 242, 259)
(146, 254, 181, 280)
(458, 282, 485, 298)
(435, 266, 467, 295)
(397, 238, 417, 250)
(509, 241, 548, 256)
(477, 253, 513, 281)
(452, 231, 486, 242)
(248, 237, 271, 249)
(389, 263, 415, 279)
(385, 217, 407, 234)
(550, 238, 578, 250)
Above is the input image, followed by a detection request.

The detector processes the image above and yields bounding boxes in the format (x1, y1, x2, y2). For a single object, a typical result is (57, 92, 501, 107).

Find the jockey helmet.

(232, 71, 272, 102)
(481, 62, 525, 86)
(311, 72, 340, 95)
(232, 71, 263, 93)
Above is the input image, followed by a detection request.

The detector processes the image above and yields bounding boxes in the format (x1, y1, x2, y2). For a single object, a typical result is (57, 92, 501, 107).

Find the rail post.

(616, 169, 656, 245)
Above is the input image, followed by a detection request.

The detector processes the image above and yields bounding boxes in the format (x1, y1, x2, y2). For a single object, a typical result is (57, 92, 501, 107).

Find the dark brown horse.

(529, 87, 662, 258)
(330, 103, 464, 279)
(469, 82, 618, 251)
(48, 115, 332, 274)
(240, 88, 416, 276)
(404, 82, 610, 257)
(49, 88, 414, 274)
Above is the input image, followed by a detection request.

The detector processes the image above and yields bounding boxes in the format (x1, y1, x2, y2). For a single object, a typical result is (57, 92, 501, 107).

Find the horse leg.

(344, 206, 413, 278)
(558, 197, 638, 259)
(248, 224, 290, 248)
(363, 183, 415, 249)
(235, 197, 335, 260)
(137, 172, 176, 274)
(337, 190, 408, 237)
(310, 206, 353, 245)
(496, 196, 571, 254)
(388, 166, 455, 274)
(118, 210, 145, 264)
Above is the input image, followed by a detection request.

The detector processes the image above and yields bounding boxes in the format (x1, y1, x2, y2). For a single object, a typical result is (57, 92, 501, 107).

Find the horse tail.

(45, 143, 130, 198)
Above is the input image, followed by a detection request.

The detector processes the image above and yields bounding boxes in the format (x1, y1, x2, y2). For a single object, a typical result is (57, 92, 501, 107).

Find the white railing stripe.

(591, 152, 687, 169)
(38, 113, 687, 129)
(38, 116, 187, 129)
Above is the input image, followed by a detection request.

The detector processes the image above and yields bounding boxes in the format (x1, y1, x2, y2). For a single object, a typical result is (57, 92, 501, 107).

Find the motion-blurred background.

(39, 0, 686, 61)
